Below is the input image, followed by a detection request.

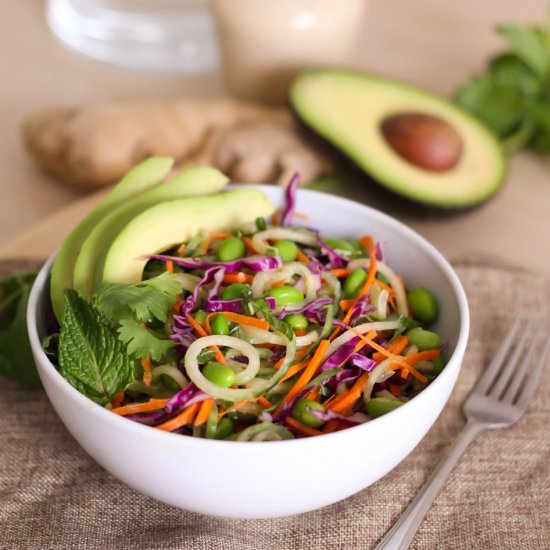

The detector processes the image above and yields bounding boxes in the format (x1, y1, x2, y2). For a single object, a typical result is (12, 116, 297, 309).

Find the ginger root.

(23, 98, 332, 189)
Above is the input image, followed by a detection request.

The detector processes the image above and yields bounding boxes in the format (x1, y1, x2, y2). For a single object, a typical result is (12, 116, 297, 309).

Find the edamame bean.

(366, 397, 403, 418)
(285, 313, 309, 330)
(202, 361, 236, 388)
(217, 237, 246, 262)
(407, 287, 438, 324)
(292, 399, 326, 428)
(406, 327, 441, 351)
(211, 314, 229, 336)
(267, 285, 304, 307)
(193, 310, 208, 324)
(324, 238, 356, 253)
(274, 240, 299, 262)
(343, 268, 367, 298)
(221, 283, 252, 301)
(215, 417, 234, 439)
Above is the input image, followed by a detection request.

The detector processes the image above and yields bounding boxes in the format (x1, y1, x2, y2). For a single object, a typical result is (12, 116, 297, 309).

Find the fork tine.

(488, 320, 532, 398)
(501, 327, 541, 403)
(475, 317, 522, 394)
(516, 334, 550, 409)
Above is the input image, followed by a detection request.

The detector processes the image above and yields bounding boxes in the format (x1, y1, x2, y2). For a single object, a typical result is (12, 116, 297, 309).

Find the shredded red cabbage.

(318, 337, 359, 373)
(278, 296, 333, 320)
(316, 234, 347, 268)
(280, 173, 300, 227)
(148, 254, 282, 272)
(165, 382, 208, 414)
(349, 353, 377, 372)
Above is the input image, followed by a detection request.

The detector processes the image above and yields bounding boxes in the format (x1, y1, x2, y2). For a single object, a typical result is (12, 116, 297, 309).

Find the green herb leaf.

(454, 76, 524, 137)
(245, 298, 295, 341)
(498, 24, 550, 79)
(117, 319, 176, 361)
(0, 272, 40, 385)
(96, 272, 182, 325)
(59, 289, 134, 405)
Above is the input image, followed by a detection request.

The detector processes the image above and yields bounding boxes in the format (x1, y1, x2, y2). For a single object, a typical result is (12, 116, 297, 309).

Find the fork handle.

(375, 419, 485, 550)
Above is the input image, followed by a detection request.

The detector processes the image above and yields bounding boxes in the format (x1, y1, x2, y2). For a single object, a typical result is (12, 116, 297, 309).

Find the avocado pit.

(380, 112, 463, 172)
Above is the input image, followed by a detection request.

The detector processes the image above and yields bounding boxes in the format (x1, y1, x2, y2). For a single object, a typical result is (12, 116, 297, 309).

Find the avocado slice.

(50, 156, 174, 320)
(290, 69, 506, 208)
(73, 166, 229, 301)
(100, 187, 274, 287)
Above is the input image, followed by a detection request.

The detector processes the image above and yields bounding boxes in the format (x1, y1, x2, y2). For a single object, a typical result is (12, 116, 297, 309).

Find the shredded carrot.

(155, 402, 201, 432)
(330, 268, 352, 278)
(393, 350, 440, 369)
(286, 417, 323, 437)
(218, 397, 257, 419)
(352, 330, 428, 383)
(199, 232, 231, 255)
(214, 311, 270, 332)
(296, 249, 310, 263)
(329, 236, 378, 343)
(271, 210, 281, 226)
(305, 386, 320, 401)
(177, 243, 186, 254)
(339, 299, 356, 312)
(275, 339, 330, 414)
(141, 356, 152, 386)
(112, 398, 169, 416)
(223, 272, 254, 284)
(111, 391, 125, 409)
(389, 383, 401, 397)
(372, 335, 409, 363)
(271, 279, 285, 288)
(400, 368, 410, 379)
(294, 329, 306, 337)
(327, 371, 370, 414)
(280, 359, 309, 382)
(194, 399, 214, 426)
(242, 236, 258, 254)
(165, 260, 174, 274)
(373, 279, 395, 294)
(186, 313, 227, 364)
(322, 419, 339, 434)
(258, 396, 273, 409)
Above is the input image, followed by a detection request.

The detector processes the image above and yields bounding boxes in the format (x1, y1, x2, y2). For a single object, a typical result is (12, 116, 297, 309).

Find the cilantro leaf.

(0, 272, 40, 386)
(117, 319, 176, 361)
(96, 272, 182, 325)
(59, 289, 134, 405)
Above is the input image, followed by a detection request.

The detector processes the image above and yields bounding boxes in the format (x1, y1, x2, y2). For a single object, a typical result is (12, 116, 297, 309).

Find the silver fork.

(376, 318, 550, 550)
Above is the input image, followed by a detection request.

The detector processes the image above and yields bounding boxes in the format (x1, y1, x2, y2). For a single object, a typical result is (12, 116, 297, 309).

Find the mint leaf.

(59, 289, 134, 405)
(454, 76, 524, 138)
(117, 319, 175, 361)
(498, 24, 550, 79)
(96, 272, 182, 325)
(0, 272, 40, 386)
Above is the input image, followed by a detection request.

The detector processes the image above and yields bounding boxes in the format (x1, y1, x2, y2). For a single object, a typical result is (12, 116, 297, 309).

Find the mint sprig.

(59, 289, 134, 405)
(454, 11, 550, 155)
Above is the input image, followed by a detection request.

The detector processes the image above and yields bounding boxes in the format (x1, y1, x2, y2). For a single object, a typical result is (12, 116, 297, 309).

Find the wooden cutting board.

(0, 188, 109, 261)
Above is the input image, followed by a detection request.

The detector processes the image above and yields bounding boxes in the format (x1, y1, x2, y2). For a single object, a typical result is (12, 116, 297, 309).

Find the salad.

(50, 177, 445, 441)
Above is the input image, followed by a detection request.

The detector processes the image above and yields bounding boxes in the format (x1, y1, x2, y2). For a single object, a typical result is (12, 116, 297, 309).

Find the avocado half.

(290, 69, 506, 208)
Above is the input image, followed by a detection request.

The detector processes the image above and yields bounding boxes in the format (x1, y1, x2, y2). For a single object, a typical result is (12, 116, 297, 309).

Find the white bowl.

(27, 185, 469, 519)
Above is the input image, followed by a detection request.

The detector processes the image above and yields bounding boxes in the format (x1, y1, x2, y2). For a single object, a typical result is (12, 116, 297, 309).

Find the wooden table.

(1, 0, 549, 275)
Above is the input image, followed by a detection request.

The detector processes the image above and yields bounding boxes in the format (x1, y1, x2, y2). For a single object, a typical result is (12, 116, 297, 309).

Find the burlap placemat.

(1, 260, 549, 550)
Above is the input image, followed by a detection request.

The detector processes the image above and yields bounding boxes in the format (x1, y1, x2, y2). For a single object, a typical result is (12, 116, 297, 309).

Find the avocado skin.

(289, 68, 506, 212)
